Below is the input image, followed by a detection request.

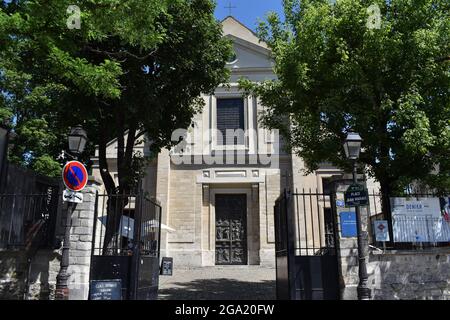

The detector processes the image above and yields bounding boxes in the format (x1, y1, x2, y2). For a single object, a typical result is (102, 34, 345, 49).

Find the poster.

(374, 220, 390, 242)
(390, 197, 450, 242)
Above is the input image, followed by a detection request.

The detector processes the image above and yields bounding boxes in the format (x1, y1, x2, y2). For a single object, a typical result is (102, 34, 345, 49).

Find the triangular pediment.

(221, 17, 273, 71)
(221, 16, 269, 50)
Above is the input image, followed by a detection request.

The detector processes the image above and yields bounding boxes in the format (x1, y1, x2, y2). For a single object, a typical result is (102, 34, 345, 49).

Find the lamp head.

(343, 132, 362, 160)
(68, 125, 87, 156)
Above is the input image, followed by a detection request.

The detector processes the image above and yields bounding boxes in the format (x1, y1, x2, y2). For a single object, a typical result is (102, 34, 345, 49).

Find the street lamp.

(55, 125, 88, 300)
(67, 125, 88, 157)
(343, 132, 371, 300)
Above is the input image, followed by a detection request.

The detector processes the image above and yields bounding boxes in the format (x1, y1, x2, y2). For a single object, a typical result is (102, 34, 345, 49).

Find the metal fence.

(0, 190, 59, 249)
(291, 189, 338, 256)
(90, 191, 162, 300)
(91, 192, 161, 257)
(367, 192, 450, 249)
(274, 190, 340, 300)
(392, 215, 450, 243)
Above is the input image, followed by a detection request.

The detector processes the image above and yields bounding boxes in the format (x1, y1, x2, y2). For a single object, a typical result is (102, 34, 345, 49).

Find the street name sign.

(344, 184, 369, 207)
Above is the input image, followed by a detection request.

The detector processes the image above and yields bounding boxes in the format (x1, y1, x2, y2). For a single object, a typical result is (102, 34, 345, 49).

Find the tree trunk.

(99, 114, 139, 254)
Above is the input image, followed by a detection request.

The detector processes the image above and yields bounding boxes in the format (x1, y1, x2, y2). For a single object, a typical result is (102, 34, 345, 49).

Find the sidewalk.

(158, 266, 276, 300)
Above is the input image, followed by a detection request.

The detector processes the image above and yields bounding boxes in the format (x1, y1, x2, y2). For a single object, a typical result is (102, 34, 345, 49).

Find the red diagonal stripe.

(68, 166, 82, 186)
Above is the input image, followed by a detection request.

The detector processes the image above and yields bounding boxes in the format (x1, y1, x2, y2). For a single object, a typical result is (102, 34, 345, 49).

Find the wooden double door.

(215, 194, 248, 265)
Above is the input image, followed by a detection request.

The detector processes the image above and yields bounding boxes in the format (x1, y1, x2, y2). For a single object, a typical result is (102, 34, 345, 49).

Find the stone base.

(341, 285, 358, 300)
(259, 249, 276, 268)
(165, 248, 275, 268)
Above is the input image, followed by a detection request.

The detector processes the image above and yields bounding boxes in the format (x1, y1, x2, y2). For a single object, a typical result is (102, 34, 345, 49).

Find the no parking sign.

(62, 161, 88, 192)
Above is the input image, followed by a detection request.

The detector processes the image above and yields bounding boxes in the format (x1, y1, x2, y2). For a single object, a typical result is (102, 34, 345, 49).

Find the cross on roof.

(225, 1, 236, 16)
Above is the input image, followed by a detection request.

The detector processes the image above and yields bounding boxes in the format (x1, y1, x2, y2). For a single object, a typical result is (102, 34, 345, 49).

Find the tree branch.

(85, 45, 157, 61)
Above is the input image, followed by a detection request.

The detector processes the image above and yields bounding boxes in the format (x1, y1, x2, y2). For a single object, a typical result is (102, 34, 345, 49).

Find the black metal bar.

(330, 191, 341, 299)
(309, 188, 315, 253)
(99, 192, 106, 255)
(157, 205, 162, 260)
(302, 189, 308, 255)
(295, 189, 301, 253)
(91, 191, 99, 260)
(7, 194, 16, 245)
(322, 191, 327, 248)
(316, 188, 322, 250)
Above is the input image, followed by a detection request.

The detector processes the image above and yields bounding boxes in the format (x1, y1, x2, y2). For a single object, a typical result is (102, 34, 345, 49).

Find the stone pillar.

(65, 177, 101, 300)
(332, 175, 370, 300)
(156, 149, 171, 259)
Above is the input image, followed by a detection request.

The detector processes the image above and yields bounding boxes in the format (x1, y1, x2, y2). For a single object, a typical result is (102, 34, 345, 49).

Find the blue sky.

(214, 0, 284, 31)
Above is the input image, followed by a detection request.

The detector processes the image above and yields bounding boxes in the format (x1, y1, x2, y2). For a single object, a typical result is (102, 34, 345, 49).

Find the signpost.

(62, 160, 87, 204)
(344, 183, 369, 207)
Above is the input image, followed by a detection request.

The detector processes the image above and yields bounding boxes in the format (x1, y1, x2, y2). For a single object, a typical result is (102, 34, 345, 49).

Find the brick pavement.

(158, 266, 276, 300)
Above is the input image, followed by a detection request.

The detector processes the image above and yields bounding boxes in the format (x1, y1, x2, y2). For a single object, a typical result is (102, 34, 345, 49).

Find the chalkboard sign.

(89, 279, 122, 300)
(160, 257, 173, 276)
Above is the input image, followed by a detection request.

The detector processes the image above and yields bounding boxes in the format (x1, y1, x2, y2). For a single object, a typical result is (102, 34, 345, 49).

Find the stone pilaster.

(65, 177, 101, 300)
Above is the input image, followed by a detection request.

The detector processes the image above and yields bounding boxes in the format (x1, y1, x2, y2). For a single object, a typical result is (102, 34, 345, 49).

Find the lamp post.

(343, 132, 371, 300)
(55, 126, 88, 300)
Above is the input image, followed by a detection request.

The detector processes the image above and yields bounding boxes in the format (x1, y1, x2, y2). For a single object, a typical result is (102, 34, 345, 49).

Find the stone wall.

(26, 250, 60, 300)
(0, 250, 27, 299)
(331, 178, 450, 300)
(367, 249, 450, 300)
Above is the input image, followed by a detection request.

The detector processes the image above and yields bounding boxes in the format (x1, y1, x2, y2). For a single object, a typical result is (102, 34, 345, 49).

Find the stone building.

(91, 16, 378, 268)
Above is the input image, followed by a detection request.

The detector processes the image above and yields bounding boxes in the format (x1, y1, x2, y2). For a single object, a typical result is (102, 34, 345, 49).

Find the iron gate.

(274, 190, 340, 300)
(89, 191, 162, 300)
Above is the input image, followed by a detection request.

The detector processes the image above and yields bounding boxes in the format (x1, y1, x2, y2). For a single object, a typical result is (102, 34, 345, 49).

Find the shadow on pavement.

(158, 278, 276, 300)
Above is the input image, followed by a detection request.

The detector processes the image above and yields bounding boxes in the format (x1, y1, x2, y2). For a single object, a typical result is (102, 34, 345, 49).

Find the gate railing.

(0, 189, 59, 249)
(274, 189, 340, 300)
(90, 191, 162, 300)
(291, 189, 338, 256)
(91, 192, 161, 257)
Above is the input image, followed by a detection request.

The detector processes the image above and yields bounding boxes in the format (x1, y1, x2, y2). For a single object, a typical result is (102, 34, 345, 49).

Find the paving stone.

(157, 266, 276, 300)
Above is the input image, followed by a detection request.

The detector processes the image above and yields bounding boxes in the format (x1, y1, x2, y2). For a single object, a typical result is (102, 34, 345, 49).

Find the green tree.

(241, 0, 450, 212)
(1, 0, 232, 249)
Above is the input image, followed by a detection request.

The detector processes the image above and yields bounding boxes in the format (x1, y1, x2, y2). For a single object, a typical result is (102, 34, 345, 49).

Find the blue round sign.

(62, 161, 88, 191)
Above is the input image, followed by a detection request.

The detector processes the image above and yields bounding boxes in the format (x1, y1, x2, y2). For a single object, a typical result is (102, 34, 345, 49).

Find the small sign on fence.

(374, 220, 390, 242)
(89, 279, 122, 300)
(160, 257, 173, 276)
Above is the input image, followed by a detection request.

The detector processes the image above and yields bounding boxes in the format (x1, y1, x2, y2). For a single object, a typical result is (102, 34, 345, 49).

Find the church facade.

(91, 17, 372, 267)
